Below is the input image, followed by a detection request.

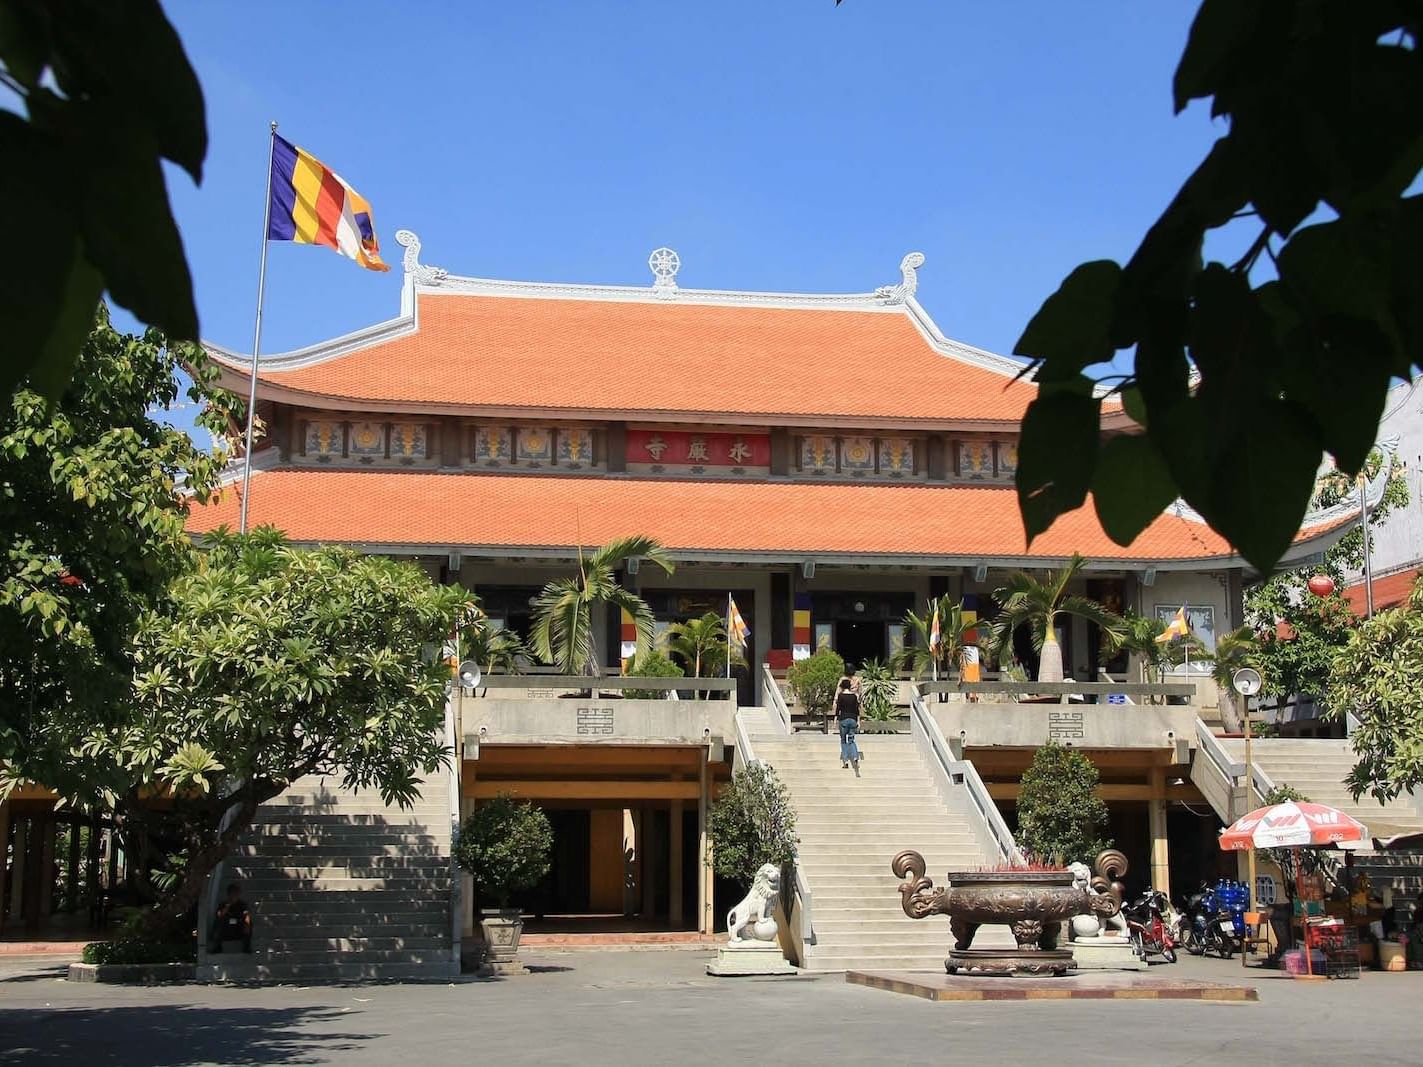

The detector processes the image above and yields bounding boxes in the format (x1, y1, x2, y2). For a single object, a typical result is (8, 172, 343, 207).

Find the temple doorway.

(835, 620, 886, 672)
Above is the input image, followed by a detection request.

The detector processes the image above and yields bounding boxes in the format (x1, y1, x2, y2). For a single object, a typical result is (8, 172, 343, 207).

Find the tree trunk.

(1037, 625, 1064, 683)
(140, 790, 264, 941)
(1217, 686, 1245, 734)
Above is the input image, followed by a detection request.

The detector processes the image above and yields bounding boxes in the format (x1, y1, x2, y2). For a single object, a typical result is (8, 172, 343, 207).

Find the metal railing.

(909, 686, 1022, 864)
(1194, 717, 1276, 813)
(920, 679, 1196, 702)
(760, 664, 793, 735)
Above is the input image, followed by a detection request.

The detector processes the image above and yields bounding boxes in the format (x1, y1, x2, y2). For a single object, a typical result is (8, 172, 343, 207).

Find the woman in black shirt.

(835, 676, 861, 772)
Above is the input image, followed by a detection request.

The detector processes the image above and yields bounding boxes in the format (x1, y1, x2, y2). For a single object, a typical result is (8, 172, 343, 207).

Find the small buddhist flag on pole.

(728, 594, 749, 680)
(928, 602, 941, 682)
(1155, 606, 1190, 644)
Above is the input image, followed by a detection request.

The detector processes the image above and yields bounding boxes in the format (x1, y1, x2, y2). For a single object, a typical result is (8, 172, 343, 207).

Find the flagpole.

(726, 593, 732, 681)
(239, 120, 278, 534)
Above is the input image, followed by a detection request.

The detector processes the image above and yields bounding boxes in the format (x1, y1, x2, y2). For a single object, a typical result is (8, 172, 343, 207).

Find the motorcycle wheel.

(1162, 945, 1177, 963)
(1180, 924, 1204, 956)
(1130, 929, 1146, 959)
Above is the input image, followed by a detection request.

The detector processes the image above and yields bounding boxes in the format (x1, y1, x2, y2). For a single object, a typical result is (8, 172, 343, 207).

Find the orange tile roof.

(224, 294, 1037, 423)
(1342, 567, 1420, 615)
(188, 468, 1254, 562)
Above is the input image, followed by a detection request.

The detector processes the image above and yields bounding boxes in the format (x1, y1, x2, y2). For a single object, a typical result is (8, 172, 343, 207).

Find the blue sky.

(141, 1, 1216, 432)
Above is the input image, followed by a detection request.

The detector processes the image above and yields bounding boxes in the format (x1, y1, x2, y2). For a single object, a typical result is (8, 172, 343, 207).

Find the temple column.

(1148, 767, 1171, 898)
(0, 804, 10, 934)
(623, 808, 638, 918)
(640, 808, 658, 918)
(669, 799, 684, 927)
(9, 818, 27, 919)
(698, 749, 712, 935)
(38, 813, 57, 919)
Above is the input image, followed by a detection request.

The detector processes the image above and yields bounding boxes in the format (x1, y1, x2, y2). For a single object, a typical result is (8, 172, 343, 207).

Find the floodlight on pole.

(1232, 665, 1264, 949)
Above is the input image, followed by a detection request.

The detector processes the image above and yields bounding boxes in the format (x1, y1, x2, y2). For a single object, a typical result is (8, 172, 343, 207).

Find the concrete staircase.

(750, 732, 1005, 972)
(1218, 738, 1423, 842)
(200, 774, 458, 982)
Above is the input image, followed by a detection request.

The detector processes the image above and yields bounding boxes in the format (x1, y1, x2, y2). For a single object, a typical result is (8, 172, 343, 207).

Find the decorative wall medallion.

(958, 440, 994, 480)
(348, 420, 385, 457)
(475, 426, 512, 465)
(801, 435, 836, 473)
(559, 428, 593, 466)
(304, 420, 343, 458)
(390, 422, 428, 460)
(841, 436, 875, 472)
(517, 427, 553, 463)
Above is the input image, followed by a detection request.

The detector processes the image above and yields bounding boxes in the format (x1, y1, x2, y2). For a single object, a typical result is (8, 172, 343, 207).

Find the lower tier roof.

(182, 468, 1337, 568)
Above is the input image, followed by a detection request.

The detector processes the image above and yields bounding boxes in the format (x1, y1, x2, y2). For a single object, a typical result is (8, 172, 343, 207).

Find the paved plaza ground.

(0, 949, 1417, 1066)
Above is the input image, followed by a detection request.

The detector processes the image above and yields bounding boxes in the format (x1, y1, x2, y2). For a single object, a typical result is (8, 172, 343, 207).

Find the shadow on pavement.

(0, 1005, 377, 1065)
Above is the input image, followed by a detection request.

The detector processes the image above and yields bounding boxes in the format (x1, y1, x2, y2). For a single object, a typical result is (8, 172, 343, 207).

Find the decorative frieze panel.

(304, 420, 344, 462)
(390, 422, 428, 462)
(957, 440, 994, 480)
(475, 426, 512, 466)
(626, 429, 771, 475)
(559, 428, 594, 468)
(997, 440, 1018, 478)
(348, 420, 386, 461)
(800, 435, 837, 475)
(516, 426, 554, 465)
(794, 434, 923, 480)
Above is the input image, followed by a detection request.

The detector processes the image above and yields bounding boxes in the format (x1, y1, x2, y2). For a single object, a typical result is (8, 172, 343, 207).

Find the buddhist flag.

(267, 135, 389, 271)
(928, 603, 942, 653)
(728, 596, 750, 649)
(1155, 606, 1190, 644)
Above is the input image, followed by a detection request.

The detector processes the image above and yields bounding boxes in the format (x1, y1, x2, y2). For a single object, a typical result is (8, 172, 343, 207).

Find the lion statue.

(726, 863, 781, 943)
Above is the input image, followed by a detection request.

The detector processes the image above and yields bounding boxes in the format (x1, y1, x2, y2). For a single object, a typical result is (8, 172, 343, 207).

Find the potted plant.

(624, 648, 684, 699)
(990, 552, 1126, 683)
(856, 658, 899, 732)
(454, 793, 554, 972)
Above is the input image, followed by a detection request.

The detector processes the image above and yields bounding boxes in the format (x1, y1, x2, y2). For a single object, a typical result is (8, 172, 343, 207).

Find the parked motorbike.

(1124, 889, 1177, 963)
(1175, 880, 1246, 959)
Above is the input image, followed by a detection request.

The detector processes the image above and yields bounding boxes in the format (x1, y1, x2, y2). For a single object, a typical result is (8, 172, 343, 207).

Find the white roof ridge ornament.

(876, 252, 925, 305)
(649, 247, 680, 299)
(396, 229, 448, 286)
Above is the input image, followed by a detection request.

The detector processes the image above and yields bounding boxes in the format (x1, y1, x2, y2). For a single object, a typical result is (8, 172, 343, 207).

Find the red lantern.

(1307, 575, 1336, 598)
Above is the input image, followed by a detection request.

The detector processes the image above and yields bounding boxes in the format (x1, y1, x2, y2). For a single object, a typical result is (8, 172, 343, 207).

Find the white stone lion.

(726, 863, 781, 943)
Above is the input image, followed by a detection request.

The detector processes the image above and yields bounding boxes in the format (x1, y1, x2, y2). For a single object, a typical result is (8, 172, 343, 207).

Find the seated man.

(210, 882, 253, 953)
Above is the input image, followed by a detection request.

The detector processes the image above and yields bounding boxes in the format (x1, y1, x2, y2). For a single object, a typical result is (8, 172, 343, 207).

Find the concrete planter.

(478, 909, 526, 975)
(68, 961, 195, 985)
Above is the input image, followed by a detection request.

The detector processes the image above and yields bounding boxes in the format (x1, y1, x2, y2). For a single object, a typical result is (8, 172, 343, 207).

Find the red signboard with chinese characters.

(626, 429, 770, 468)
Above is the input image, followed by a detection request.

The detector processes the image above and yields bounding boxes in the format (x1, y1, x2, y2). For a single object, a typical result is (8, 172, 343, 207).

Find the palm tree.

(529, 536, 674, 676)
(891, 595, 980, 681)
(461, 617, 527, 676)
(991, 553, 1126, 683)
(665, 612, 745, 697)
(1206, 626, 1256, 734)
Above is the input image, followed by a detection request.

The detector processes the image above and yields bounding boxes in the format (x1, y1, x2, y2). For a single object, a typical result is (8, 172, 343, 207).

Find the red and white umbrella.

(1219, 800, 1368, 850)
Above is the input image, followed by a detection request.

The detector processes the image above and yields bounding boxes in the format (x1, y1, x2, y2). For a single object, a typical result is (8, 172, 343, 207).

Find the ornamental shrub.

(454, 794, 554, 909)
(857, 658, 898, 722)
(1016, 741, 1111, 867)
(624, 649, 685, 699)
(707, 763, 798, 885)
(786, 648, 845, 720)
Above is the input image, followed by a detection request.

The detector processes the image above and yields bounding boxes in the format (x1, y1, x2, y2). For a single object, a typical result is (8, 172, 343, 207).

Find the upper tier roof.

(207, 237, 1054, 428)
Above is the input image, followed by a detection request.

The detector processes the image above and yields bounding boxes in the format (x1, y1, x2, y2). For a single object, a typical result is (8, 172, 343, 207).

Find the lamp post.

(1233, 666, 1263, 966)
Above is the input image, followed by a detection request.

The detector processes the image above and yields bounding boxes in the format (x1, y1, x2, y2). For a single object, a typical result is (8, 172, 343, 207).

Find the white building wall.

(1345, 377, 1423, 581)
(1141, 570, 1233, 712)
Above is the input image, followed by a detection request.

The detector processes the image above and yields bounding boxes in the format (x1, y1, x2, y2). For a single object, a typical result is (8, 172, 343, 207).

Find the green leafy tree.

(891, 595, 979, 680)
(460, 612, 527, 676)
(1, 308, 236, 792)
(1016, 741, 1111, 867)
(529, 536, 673, 676)
(785, 648, 845, 727)
(855, 658, 897, 722)
(1010, 4, 1422, 573)
(1246, 453, 1407, 706)
(1, 0, 208, 397)
(990, 553, 1126, 682)
(454, 793, 554, 909)
(1326, 574, 1423, 803)
(707, 762, 798, 885)
(623, 648, 684, 700)
(75, 528, 471, 931)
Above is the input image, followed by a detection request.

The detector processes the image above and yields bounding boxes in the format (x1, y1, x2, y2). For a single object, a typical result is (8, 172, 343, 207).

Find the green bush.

(454, 793, 554, 908)
(786, 648, 845, 719)
(857, 658, 898, 721)
(707, 763, 798, 884)
(1016, 741, 1111, 866)
(83, 938, 194, 966)
(623, 649, 685, 699)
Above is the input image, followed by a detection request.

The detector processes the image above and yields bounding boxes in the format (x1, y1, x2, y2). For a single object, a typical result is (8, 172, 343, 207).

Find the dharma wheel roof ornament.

(649, 246, 680, 298)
